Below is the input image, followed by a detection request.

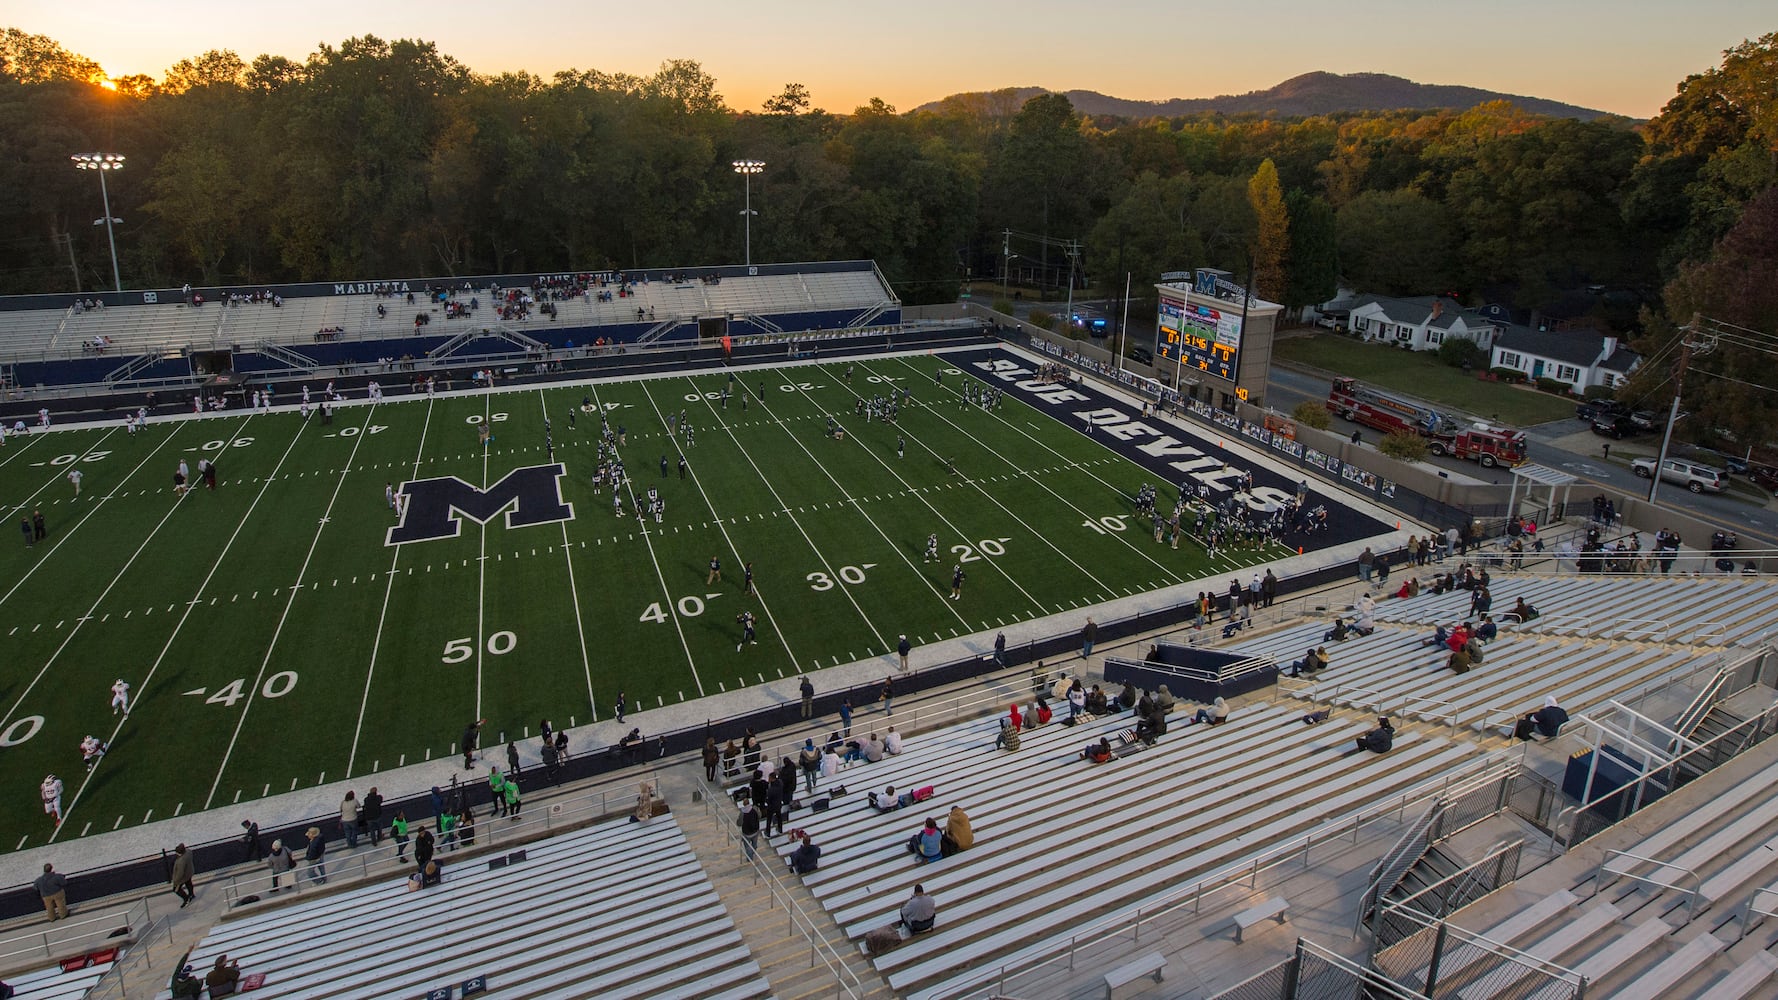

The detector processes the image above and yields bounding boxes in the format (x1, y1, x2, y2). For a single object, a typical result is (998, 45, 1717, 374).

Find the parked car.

(1576, 399, 1630, 422)
(1750, 464, 1778, 490)
(1629, 410, 1660, 431)
(1590, 415, 1638, 439)
(1631, 456, 1726, 493)
(1130, 346, 1154, 366)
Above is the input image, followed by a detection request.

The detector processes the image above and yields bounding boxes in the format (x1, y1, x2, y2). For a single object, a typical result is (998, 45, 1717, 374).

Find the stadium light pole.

(732, 160, 764, 266)
(71, 153, 126, 293)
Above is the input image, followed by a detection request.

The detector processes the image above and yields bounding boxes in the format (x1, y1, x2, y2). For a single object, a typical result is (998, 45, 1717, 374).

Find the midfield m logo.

(387, 464, 575, 545)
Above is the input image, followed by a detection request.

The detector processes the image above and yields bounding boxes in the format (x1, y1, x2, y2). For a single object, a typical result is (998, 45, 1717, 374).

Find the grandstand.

(0, 260, 901, 401)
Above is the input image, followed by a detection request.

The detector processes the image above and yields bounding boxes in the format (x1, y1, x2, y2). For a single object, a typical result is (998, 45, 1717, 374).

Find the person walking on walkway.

(35, 863, 69, 921)
(170, 844, 196, 907)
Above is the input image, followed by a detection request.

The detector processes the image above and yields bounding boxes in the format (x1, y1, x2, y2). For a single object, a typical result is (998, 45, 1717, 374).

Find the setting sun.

(97, 78, 117, 91)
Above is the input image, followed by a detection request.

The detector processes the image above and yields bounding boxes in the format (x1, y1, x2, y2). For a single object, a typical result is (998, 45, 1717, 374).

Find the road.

(1262, 365, 1778, 542)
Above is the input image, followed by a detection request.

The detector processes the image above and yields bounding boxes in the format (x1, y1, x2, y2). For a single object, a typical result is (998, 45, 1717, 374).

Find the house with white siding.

(1489, 325, 1641, 394)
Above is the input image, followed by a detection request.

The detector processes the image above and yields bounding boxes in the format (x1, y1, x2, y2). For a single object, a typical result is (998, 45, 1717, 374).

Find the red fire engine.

(1327, 378, 1527, 467)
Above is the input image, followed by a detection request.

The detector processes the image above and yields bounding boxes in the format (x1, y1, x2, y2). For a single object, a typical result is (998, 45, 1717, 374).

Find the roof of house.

(1493, 324, 1604, 367)
(1598, 346, 1641, 373)
(1349, 293, 1478, 330)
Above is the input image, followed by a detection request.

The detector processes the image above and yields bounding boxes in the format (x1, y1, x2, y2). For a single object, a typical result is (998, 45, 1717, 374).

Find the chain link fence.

(1370, 905, 1584, 1000)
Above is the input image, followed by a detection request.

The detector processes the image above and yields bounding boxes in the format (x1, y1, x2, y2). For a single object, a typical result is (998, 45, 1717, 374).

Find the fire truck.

(1327, 378, 1528, 468)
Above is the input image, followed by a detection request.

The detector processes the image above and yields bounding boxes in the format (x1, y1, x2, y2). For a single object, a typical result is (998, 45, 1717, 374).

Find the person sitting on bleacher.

(1521, 696, 1570, 740)
(1081, 737, 1115, 762)
(1420, 624, 1451, 649)
(1356, 717, 1395, 754)
(790, 834, 821, 874)
(820, 746, 841, 782)
(1136, 699, 1168, 743)
(907, 818, 944, 864)
(1189, 697, 1231, 726)
(941, 806, 973, 856)
(406, 861, 442, 891)
(1006, 703, 1023, 732)
(1034, 697, 1054, 726)
(1113, 682, 1138, 712)
(1086, 686, 1109, 714)
(899, 884, 937, 935)
(1445, 622, 1471, 652)
(1475, 615, 1498, 642)
(204, 955, 242, 996)
(861, 734, 885, 764)
(1288, 646, 1327, 678)
(870, 786, 906, 812)
(1447, 644, 1472, 674)
(1153, 685, 1177, 717)
(169, 960, 204, 998)
(883, 727, 903, 755)
(1511, 597, 1539, 622)
(994, 719, 1021, 751)
(1324, 617, 1350, 643)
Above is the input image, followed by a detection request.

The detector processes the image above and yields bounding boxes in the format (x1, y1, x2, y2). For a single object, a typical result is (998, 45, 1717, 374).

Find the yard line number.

(807, 563, 876, 590)
(442, 631, 517, 663)
(951, 538, 1010, 563)
(639, 594, 723, 623)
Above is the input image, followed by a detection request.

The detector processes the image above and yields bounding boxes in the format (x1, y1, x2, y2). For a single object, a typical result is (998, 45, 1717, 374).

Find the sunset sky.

(9, 0, 1771, 117)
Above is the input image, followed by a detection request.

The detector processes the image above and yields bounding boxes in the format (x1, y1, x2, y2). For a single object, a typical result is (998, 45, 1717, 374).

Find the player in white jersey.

(924, 533, 939, 563)
(111, 678, 131, 715)
(41, 774, 63, 825)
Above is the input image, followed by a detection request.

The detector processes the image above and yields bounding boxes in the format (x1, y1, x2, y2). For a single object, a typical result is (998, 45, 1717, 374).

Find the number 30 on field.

(442, 631, 518, 662)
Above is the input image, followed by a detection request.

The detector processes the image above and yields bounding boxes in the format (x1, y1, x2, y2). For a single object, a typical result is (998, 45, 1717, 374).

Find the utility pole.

(1647, 313, 1708, 505)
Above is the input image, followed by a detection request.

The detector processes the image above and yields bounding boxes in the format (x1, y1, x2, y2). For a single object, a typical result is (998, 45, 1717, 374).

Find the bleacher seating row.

(161, 814, 770, 1000)
(1371, 576, 1778, 647)
(1389, 757, 1778, 999)
(754, 699, 1478, 999)
(1233, 620, 1702, 733)
(1, 954, 119, 999)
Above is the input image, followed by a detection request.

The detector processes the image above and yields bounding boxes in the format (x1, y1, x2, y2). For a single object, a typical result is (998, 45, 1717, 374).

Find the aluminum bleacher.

(755, 698, 1478, 999)
(1, 956, 119, 999)
(160, 814, 770, 1000)
(1371, 575, 1778, 646)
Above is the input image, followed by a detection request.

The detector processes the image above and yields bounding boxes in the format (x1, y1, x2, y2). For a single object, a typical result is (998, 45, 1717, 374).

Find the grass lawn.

(1273, 335, 1578, 426)
(0, 352, 1304, 854)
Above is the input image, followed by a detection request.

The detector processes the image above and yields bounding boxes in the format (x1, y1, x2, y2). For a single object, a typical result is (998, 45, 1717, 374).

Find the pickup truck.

(1575, 399, 1630, 422)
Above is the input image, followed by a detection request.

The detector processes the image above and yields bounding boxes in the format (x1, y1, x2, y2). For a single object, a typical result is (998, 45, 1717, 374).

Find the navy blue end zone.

(945, 346, 1393, 550)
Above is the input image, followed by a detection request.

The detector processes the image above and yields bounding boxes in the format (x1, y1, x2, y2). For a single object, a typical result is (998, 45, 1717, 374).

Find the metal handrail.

(1383, 840, 1522, 923)
(1737, 885, 1778, 942)
(1609, 617, 1671, 641)
(695, 774, 866, 1000)
(1551, 686, 1778, 850)
(1594, 849, 1701, 924)
(924, 748, 1525, 1000)
(0, 897, 151, 970)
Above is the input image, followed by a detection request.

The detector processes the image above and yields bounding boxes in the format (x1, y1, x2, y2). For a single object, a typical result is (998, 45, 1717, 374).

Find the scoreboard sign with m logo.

(388, 464, 575, 545)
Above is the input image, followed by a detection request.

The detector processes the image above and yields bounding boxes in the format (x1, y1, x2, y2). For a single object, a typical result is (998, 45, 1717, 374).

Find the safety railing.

(1737, 885, 1778, 942)
(0, 897, 152, 971)
(923, 748, 1524, 1000)
(1355, 798, 1444, 935)
(218, 782, 637, 907)
(1369, 899, 1586, 1000)
(695, 775, 867, 1000)
(1592, 850, 1701, 925)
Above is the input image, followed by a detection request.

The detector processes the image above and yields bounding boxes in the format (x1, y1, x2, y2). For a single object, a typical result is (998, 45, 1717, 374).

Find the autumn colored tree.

(1247, 158, 1288, 301)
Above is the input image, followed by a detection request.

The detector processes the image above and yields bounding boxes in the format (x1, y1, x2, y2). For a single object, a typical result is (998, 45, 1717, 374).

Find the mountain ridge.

(915, 71, 1614, 120)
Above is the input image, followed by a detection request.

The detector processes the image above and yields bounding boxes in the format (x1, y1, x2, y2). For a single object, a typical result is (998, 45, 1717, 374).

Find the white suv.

(1631, 457, 1725, 493)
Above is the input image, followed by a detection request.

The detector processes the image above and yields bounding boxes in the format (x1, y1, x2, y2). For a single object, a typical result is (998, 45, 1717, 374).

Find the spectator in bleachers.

(1446, 622, 1471, 652)
(1355, 594, 1377, 635)
(1447, 644, 1473, 674)
(1523, 696, 1570, 740)
(1475, 615, 1498, 641)
(407, 861, 443, 891)
(390, 812, 410, 862)
(1324, 617, 1350, 643)
(778, 760, 797, 809)
(1034, 696, 1054, 726)
(632, 781, 656, 823)
(994, 719, 1021, 751)
(1007, 703, 1023, 732)
(870, 786, 905, 812)
(883, 726, 904, 755)
(1086, 686, 1109, 714)
(908, 818, 944, 864)
(721, 739, 740, 779)
(413, 825, 434, 871)
(899, 885, 937, 934)
(862, 734, 885, 764)
(1470, 585, 1493, 617)
(169, 962, 204, 997)
(791, 835, 822, 874)
(1189, 697, 1231, 726)
(204, 954, 242, 994)
(1113, 682, 1138, 712)
(1081, 738, 1114, 762)
(1288, 647, 1328, 677)
(764, 776, 786, 838)
(340, 790, 359, 848)
(1510, 597, 1539, 622)
(1066, 681, 1086, 721)
(798, 739, 821, 794)
(941, 806, 973, 856)
(1356, 718, 1395, 754)
(737, 799, 761, 860)
(458, 806, 476, 847)
(303, 828, 327, 885)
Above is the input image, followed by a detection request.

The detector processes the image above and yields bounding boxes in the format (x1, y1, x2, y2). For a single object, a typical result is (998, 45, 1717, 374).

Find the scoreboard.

(1156, 297, 1241, 382)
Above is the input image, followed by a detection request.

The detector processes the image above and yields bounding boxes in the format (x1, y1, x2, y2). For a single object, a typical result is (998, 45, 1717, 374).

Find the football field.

(0, 347, 1369, 852)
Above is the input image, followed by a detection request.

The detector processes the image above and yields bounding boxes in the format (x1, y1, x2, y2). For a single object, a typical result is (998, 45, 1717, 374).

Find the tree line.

(0, 28, 1773, 441)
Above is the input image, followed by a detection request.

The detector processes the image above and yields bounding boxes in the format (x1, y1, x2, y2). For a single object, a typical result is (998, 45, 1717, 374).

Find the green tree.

(1247, 158, 1288, 301)
(1336, 189, 1454, 294)
(1292, 400, 1331, 430)
(1281, 189, 1337, 310)
(1379, 431, 1429, 462)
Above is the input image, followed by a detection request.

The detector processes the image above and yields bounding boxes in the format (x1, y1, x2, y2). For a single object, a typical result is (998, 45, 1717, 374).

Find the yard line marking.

(0, 421, 207, 745)
(45, 414, 302, 840)
(887, 354, 1194, 586)
(536, 389, 595, 721)
(202, 404, 383, 810)
(656, 378, 823, 667)
(346, 394, 436, 777)
(784, 367, 1050, 611)
(474, 390, 492, 718)
(590, 381, 704, 696)
(0, 423, 183, 610)
(2, 426, 122, 526)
